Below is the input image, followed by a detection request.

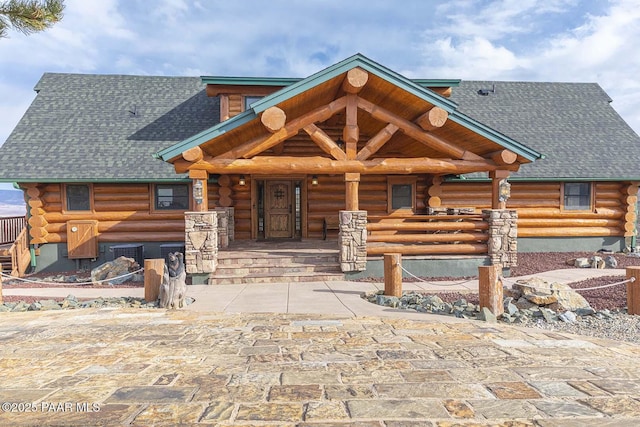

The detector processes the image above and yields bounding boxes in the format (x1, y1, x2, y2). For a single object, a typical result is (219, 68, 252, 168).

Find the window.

(65, 184, 92, 211)
(563, 182, 592, 210)
(155, 184, 189, 210)
(244, 95, 263, 111)
(387, 177, 417, 213)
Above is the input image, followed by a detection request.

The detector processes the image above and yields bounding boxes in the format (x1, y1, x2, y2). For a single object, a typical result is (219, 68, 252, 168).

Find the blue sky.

(1, 0, 639, 192)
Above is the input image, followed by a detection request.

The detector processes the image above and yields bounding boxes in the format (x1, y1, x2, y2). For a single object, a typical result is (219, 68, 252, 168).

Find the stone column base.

(338, 210, 367, 272)
(185, 211, 218, 274)
(483, 209, 518, 268)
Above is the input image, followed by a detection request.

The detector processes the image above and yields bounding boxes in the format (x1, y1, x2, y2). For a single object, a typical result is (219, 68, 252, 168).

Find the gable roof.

(449, 81, 640, 181)
(0, 73, 219, 183)
(1, 55, 639, 183)
(156, 54, 542, 164)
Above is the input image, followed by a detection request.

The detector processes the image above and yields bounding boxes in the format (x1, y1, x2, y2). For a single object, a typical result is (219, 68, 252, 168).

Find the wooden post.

(626, 266, 640, 315)
(189, 169, 209, 212)
(345, 173, 360, 211)
(490, 170, 510, 209)
(144, 258, 165, 303)
(479, 264, 504, 316)
(384, 253, 402, 297)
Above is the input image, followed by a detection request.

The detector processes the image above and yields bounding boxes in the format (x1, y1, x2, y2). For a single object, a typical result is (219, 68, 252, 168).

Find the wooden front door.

(265, 180, 294, 238)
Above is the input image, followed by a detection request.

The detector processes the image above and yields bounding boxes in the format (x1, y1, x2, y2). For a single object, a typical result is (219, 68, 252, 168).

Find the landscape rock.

(513, 277, 558, 305)
(605, 255, 618, 268)
(559, 311, 577, 323)
(589, 256, 605, 269)
(477, 307, 497, 323)
(547, 283, 591, 311)
(91, 256, 140, 285)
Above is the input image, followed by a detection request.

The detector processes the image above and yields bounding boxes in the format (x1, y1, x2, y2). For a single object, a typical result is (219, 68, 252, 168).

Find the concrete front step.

(208, 271, 345, 285)
(217, 255, 338, 266)
(215, 264, 341, 276)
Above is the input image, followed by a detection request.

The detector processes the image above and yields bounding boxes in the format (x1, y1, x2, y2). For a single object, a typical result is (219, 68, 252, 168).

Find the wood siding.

(438, 181, 637, 238)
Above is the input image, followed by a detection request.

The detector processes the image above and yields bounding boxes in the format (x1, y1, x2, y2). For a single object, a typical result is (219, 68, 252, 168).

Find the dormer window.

(244, 96, 263, 111)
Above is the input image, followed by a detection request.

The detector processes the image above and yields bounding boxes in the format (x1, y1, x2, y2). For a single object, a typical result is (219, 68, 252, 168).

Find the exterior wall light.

(311, 175, 319, 186)
(239, 175, 246, 186)
(193, 179, 203, 204)
(498, 179, 511, 202)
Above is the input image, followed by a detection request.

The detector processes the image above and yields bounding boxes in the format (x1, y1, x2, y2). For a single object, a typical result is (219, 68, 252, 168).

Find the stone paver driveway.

(1, 308, 640, 426)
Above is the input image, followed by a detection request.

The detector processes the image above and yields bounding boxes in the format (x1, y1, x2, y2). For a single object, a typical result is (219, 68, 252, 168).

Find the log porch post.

(490, 170, 510, 209)
(345, 173, 360, 211)
(189, 169, 209, 212)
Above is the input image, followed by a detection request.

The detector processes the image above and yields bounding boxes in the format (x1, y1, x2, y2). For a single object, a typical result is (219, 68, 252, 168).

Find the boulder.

(91, 256, 139, 285)
(572, 257, 592, 268)
(513, 277, 558, 305)
(547, 282, 591, 311)
(589, 256, 605, 269)
(605, 255, 618, 268)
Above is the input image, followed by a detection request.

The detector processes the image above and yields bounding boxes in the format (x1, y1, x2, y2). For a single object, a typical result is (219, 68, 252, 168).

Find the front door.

(265, 180, 294, 238)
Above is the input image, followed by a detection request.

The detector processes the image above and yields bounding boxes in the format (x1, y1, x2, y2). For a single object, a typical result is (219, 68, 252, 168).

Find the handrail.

(7, 227, 30, 277)
(0, 215, 26, 245)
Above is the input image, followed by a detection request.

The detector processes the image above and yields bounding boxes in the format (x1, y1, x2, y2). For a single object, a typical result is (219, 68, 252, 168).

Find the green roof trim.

(158, 53, 542, 163)
(201, 75, 461, 88)
(201, 76, 301, 86)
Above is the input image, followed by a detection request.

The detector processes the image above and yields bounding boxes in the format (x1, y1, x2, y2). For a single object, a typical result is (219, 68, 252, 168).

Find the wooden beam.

(356, 123, 399, 160)
(219, 94, 230, 121)
(261, 106, 286, 133)
(342, 67, 369, 94)
(357, 97, 483, 161)
(344, 94, 359, 160)
(415, 106, 448, 131)
(216, 96, 347, 160)
(196, 155, 508, 175)
(489, 149, 518, 165)
(303, 123, 347, 160)
(182, 146, 203, 163)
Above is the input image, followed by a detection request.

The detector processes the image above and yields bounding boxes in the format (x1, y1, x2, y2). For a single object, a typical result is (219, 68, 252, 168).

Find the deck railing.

(366, 213, 489, 256)
(7, 227, 31, 277)
(1, 215, 26, 245)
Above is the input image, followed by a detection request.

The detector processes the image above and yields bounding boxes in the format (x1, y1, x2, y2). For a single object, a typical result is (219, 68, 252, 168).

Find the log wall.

(437, 181, 637, 238)
(28, 183, 187, 245)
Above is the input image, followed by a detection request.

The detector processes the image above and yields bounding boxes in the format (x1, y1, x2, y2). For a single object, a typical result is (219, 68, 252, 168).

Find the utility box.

(66, 220, 99, 259)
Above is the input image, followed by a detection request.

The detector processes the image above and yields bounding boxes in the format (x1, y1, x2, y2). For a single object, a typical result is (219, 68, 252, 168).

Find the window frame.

(63, 183, 94, 213)
(387, 176, 417, 214)
(243, 95, 263, 111)
(561, 182, 594, 212)
(152, 183, 191, 212)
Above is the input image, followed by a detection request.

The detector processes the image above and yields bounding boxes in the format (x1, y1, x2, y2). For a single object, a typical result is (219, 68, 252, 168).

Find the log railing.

(6, 227, 31, 277)
(0, 215, 25, 245)
(366, 213, 489, 256)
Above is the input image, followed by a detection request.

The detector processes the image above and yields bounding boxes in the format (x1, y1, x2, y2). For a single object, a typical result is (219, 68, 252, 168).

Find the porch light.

(311, 175, 319, 186)
(498, 179, 511, 202)
(193, 179, 203, 204)
(239, 175, 246, 186)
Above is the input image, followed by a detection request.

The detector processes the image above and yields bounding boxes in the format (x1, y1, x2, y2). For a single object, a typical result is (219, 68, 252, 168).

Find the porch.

(185, 208, 517, 284)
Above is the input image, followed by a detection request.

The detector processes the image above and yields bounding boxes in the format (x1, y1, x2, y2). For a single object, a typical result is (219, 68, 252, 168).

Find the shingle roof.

(449, 81, 640, 180)
(0, 73, 219, 182)
(1, 71, 639, 183)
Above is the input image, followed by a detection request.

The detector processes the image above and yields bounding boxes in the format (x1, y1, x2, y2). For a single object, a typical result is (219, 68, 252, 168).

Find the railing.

(366, 213, 489, 256)
(7, 227, 31, 277)
(1, 215, 26, 245)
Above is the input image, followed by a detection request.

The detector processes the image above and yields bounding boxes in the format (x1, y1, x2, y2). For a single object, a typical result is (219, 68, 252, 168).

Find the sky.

(0, 0, 639, 192)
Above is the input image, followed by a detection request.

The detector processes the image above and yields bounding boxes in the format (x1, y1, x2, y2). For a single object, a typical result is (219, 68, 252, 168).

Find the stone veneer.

(338, 210, 367, 272)
(185, 211, 218, 274)
(214, 207, 235, 248)
(483, 209, 518, 268)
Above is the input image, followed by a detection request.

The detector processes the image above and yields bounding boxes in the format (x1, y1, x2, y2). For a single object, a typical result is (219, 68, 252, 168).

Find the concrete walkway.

(3, 268, 627, 318)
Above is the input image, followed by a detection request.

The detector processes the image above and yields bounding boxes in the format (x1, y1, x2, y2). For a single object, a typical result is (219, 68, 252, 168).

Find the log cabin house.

(1, 54, 639, 283)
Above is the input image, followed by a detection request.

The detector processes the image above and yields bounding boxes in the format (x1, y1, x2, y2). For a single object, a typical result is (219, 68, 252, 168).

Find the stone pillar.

(483, 209, 518, 268)
(214, 207, 235, 247)
(185, 211, 218, 274)
(338, 210, 367, 272)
